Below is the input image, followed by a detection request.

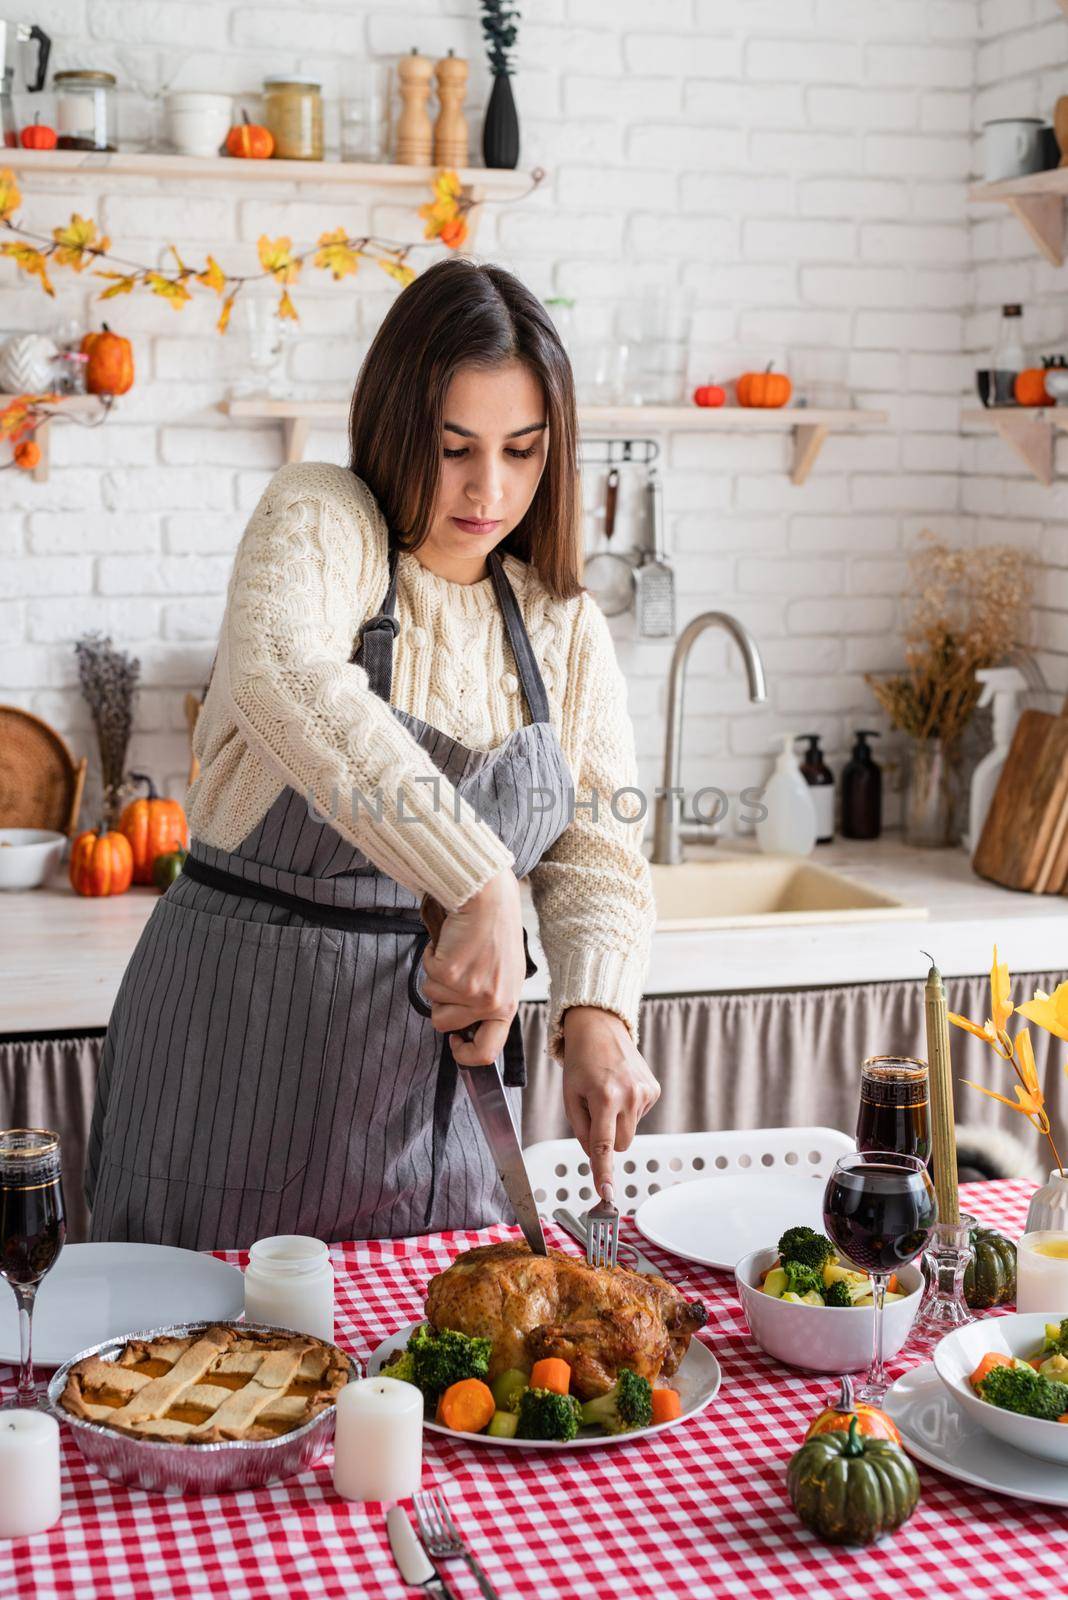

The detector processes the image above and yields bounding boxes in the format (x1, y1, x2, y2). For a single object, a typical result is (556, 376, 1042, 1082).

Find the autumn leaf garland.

(0, 163, 486, 330)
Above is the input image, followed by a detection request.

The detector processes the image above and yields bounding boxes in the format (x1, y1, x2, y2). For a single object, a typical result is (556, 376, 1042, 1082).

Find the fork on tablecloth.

(583, 1183, 620, 1269)
(413, 1489, 500, 1600)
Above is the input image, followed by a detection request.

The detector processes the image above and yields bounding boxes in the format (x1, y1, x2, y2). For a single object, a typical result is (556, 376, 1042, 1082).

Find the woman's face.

(424, 359, 549, 582)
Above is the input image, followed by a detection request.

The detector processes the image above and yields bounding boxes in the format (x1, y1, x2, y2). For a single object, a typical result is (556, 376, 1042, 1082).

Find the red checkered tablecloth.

(0, 1179, 1059, 1600)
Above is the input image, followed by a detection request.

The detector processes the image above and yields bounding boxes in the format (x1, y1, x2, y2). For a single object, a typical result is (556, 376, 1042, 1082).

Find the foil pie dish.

(46, 1321, 361, 1495)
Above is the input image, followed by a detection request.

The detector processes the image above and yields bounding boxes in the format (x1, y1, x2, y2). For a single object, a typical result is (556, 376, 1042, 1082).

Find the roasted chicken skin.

(424, 1242, 707, 1400)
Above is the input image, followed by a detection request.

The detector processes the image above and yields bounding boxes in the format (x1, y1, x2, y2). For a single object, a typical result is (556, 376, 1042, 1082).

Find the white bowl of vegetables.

(735, 1227, 923, 1375)
(933, 1311, 1068, 1465)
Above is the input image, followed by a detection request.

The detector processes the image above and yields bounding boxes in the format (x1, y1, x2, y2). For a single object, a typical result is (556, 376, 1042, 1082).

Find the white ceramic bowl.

(735, 1247, 923, 1374)
(933, 1311, 1068, 1465)
(164, 92, 232, 157)
(0, 828, 66, 890)
(1045, 370, 1068, 406)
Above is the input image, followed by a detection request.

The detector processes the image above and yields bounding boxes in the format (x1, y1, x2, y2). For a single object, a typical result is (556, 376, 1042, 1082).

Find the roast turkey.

(424, 1241, 707, 1400)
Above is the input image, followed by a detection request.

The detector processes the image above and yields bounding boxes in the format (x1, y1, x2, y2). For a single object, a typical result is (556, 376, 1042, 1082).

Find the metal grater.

(634, 466, 675, 637)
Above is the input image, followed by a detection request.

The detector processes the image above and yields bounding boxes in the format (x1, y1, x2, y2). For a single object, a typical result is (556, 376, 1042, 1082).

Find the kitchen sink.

(648, 854, 924, 931)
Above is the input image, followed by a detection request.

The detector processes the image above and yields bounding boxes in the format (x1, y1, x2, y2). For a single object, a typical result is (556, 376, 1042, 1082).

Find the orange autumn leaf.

(313, 228, 361, 280)
(197, 254, 227, 295)
(217, 291, 238, 334)
(378, 256, 416, 287)
(276, 288, 298, 321)
(0, 167, 21, 220)
(52, 213, 109, 270)
(949, 943, 1014, 1057)
(145, 272, 191, 309)
(167, 243, 195, 278)
(430, 169, 463, 206)
(257, 234, 300, 285)
(93, 269, 138, 300)
(0, 240, 54, 295)
(438, 216, 467, 250)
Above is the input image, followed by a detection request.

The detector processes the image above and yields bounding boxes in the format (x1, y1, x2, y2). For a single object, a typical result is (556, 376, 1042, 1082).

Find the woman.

(85, 258, 659, 1251)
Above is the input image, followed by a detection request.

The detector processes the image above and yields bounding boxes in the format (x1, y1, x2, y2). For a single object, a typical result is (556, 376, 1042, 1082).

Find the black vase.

(482, 72, 519, 169)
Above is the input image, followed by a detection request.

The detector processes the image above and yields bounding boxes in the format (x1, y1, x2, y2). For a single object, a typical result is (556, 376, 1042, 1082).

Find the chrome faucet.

(651, 612, 768, 865)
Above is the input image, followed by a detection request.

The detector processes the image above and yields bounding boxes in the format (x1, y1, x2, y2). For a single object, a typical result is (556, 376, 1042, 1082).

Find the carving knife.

(420, 894, 548, 1256)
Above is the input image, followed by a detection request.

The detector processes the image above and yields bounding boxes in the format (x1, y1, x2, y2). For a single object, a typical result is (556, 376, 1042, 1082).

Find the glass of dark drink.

(0, 1130, 66, 1407)
(857, 1055, 930, 1165)
(823, 1150, 937, 1403)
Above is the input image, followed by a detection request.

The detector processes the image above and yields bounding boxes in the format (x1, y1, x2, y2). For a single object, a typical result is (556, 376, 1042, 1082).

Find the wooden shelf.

(221, 398, 888, 485)
(961, 405, 1068, 484)
(969, 166, 1068, 266)
(0, 392, 110, 482)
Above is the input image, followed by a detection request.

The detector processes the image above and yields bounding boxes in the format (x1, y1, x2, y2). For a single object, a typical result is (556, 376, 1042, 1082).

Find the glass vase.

(1026, 1170, 1068, 1232)
(903, 736, 958, 848)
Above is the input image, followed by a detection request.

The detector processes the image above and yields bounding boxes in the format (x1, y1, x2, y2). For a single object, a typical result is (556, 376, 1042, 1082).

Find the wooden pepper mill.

(395, 48, 433, 165)
(433, 49, 469, 168)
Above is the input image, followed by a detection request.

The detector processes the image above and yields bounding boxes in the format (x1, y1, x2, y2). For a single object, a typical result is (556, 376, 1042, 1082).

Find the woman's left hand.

(559, 1007, 660, 1200)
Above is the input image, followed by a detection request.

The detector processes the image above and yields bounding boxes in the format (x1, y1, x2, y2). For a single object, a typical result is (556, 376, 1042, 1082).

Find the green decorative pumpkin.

(963, 1225, 1016, 1310)
(787, 1416, 920, 1545)
(152, 847, 188, 891)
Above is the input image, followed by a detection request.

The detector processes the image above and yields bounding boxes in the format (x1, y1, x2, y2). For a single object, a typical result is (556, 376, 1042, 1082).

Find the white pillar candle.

(0, 1410, 61, 1539)
(332, 1376, 423, 1503)
(244, 1235, 335, 1343)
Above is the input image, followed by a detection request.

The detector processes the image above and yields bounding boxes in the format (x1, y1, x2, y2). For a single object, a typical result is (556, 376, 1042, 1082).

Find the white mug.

(982, 117, 1045, 183)
(164, 91, 232, 158)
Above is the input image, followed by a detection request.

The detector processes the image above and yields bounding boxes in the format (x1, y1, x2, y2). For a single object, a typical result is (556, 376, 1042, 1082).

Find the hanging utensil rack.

(578, 436, 661, 467)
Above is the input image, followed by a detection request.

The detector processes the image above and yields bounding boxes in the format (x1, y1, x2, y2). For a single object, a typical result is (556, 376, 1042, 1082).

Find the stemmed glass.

(823, 1151, 937, 1403)
(0, 1130, 66, 1408)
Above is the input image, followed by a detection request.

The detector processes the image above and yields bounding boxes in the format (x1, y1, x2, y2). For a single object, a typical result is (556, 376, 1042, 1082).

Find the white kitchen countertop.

(0, 835, 1064, 1035)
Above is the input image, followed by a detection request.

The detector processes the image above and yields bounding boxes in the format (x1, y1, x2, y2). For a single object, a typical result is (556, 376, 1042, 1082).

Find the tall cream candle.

(0, 1410, 62, 1538)
(332, 1376, 422, 1503)
(924, 955, 958, 1226)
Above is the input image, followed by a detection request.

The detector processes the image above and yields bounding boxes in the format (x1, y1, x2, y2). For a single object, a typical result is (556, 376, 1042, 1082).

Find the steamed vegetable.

(975, 1361, 1068, 1421)
(438, 1378, 496, 1434)
(406, 1323, 491, 1398)
(777, 1228, 836, 1273)
(488, 1410, 519, 1439)
(516, 1387, 582, 1442)
(530, 1358, 571, 1396)
(651, 1388, 681, 1424)
(490, 1368, 529, 1412)
(579, 1368, 653, 1434)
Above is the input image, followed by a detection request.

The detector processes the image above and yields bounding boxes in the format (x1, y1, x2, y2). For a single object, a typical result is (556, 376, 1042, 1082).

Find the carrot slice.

(651, 1388, 682, 1424)
(886, 1273, 900, 1294)
(530, 1358, 571, 1396)
(438, 1379, 496, 1434)
(969, 1352, 1013, 1389)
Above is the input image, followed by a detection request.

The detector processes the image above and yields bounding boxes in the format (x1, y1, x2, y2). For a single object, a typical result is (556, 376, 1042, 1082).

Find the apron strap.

(352, 547, 400, 701)
(487, 550, 552, 726)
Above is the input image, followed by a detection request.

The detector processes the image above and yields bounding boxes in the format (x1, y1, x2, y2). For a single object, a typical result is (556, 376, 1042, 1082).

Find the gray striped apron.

(85, 546, 573, 1250)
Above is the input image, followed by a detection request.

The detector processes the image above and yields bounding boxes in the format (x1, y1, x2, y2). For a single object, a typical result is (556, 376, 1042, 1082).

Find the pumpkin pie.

(58, 1323, 350, 1444)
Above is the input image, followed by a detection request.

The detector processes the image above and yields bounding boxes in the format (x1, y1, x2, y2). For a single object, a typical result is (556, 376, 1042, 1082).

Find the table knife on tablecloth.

(386, 1505, 455, 1600)
(420, 894, 548, 1256)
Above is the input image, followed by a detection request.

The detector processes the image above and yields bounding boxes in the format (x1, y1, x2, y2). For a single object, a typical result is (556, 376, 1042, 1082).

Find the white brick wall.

(3, 0, 1053, 835)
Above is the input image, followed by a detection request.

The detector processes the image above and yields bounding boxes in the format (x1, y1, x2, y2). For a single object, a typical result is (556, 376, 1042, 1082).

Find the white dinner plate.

(634, 1172, 827, 1272)
(368, 1321, 721, 1450)
(884, 1362, 1068, 1508)
(0, 1243, 245, 1368)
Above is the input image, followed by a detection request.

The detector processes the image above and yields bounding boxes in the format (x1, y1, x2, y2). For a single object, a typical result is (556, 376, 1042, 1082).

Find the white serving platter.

(634, 1171, 827, 1272)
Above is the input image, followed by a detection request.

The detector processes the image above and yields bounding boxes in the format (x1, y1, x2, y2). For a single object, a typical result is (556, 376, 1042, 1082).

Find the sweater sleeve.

(217, 464, 515, 911)
(527, 593, 656, 1062)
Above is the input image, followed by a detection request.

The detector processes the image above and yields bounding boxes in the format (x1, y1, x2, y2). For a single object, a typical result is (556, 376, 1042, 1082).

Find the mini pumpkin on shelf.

(19, 113, 57, 150)
(736, 362, 792, 409)
(80, 324, 134, 397)
(787, 1416, 920, 1546)
(226, 109, 274, 159)
(119, 772, 188, 885)
(1014, 366, 1052, 407)
(70, 828, 134, 897)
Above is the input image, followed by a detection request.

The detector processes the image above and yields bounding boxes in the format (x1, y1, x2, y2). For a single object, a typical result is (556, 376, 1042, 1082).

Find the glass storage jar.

(263, 76, 323, 160)
(54, 70, 117, 152)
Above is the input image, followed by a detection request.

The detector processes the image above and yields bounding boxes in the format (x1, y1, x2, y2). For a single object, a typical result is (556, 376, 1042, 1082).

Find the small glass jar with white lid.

(244, 1234, 334, 1342)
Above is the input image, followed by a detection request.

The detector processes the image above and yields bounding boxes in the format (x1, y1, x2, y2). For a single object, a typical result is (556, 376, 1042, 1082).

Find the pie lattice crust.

(58, 1323, 350, 1444)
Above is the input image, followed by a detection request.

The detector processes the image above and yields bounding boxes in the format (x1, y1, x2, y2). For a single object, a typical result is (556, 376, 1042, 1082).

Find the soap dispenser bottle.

(799, 733, 835, 844)
(755, 733, 818, 857)
(841, 730, 882, 840)
(967, 666, 1027, 852)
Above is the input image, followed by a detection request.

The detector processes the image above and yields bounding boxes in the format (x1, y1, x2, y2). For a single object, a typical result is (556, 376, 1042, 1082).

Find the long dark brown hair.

(348, 257, 582, 600)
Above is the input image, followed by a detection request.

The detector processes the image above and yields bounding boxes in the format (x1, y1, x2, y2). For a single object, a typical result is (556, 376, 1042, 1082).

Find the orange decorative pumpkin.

(119, 771, 189, 885)
(736, 363, 792, 408)
(693, 383, 726, 407)
(804, 1376, 902, 1446)
(80, 323, 134, 396)
(226, 109, 274, 160)
(20, 113, 57, 150)
(13, 439, 40, 471)
(1014, 367, 1051, 407)
(70, 829, 134, 897)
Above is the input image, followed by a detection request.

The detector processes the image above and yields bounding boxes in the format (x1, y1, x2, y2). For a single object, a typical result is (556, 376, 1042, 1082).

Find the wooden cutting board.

(973, 694, 1068, 891)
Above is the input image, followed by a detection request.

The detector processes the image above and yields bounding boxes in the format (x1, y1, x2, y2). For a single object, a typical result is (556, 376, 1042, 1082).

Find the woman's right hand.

(420, 870, 526, 1067)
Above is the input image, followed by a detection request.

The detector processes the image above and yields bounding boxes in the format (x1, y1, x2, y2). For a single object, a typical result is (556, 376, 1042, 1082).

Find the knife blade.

(459, 1062, 547, 1255)
(419, 894, 547, 1256)
(386, 1506, 453, 1599)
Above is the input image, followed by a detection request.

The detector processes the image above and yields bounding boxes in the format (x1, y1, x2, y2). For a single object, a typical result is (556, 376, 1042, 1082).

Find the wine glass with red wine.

(0, 1130, 66, 1407)
(857, 1056, 931, 1165)
(823, 1151, 937, 1403)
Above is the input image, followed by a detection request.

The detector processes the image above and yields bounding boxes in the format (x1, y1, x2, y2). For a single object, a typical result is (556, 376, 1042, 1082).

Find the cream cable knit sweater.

(187, 461, 655, 1060)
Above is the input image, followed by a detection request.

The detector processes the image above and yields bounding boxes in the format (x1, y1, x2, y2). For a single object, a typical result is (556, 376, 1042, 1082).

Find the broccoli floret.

(783, 1259, 825, 1298)
(978, 1363, 1068, 1421)
(579, 1368, 654, 1434)
(824, 1279, 855, 1308)
(1044, 1317, 1068, 1357)
(777, 1227, 837, 1272)
(516, 1387, 582, 1442)
(406, 1323, 491, 1399)
(380, 1349, 416, 1383)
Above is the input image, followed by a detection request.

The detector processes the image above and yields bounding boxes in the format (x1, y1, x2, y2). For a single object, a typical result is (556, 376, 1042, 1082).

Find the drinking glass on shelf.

(340, 63, 393, 163)
(857, 1056, 931, 1165)
(823, 1151, 937, 1403)
(0, 1131, 66, 1408)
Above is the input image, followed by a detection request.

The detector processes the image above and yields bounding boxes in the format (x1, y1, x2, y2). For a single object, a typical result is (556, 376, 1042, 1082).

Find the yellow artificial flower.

(1018, 980, 1068, 1044)
(949, 943, 1014, 1056)
(257, 235, 300, 285)
(314, 229, 361, 281)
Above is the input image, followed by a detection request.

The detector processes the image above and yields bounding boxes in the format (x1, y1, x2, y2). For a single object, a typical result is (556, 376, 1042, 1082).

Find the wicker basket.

(0, 706, 87, 835)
